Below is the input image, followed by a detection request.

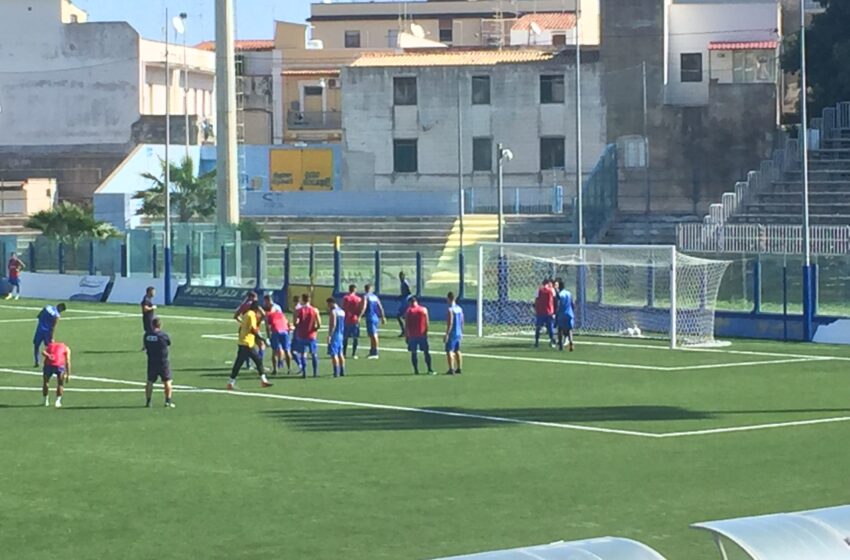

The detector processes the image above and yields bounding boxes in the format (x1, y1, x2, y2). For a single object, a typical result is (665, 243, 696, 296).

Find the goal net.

(476, 243, 731, 348)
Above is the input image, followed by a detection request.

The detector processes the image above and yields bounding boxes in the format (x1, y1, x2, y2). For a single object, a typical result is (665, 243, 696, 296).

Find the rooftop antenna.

(411, 23, 426, 39)
(529, 21, 542, 45)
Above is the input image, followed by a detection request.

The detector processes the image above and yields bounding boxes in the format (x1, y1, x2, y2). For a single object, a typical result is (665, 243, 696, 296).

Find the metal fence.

(677, 223, 850, 256)
(464, 185, 565, 214)
(574, 143, 618, 242)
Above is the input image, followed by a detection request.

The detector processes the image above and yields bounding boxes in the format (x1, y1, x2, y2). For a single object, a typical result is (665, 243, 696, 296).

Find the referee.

(144, 317, 175, 408)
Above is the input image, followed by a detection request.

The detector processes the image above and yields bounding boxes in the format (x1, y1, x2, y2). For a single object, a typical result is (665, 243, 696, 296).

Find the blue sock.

(311, 354, 319, 377)
(33, 345, 39, 365)
(352, 340, 358, 356)
(340, 365, 345, 377)
(424, 352, 432, 371)
(535, 328, 540, 346)
(411, 352, 419, 374)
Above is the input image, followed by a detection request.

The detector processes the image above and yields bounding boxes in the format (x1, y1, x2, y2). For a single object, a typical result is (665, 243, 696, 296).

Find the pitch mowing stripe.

(3, 368, 848, 439)
(0, 367, 659, 439)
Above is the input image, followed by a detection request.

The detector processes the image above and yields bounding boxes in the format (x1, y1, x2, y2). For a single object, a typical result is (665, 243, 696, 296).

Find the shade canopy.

(431, 537, 668, 560)
(692, 505, 850, 560)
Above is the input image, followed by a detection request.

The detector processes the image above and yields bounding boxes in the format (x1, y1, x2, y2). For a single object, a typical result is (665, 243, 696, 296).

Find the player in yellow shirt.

(227, 301, 272, 390)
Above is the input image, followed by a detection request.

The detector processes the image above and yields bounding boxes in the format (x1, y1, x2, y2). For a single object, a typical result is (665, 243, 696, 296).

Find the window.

(540, 137, 565, 170)
(387, 29, 399, 48)
(439, 18, 453, 43)
(732, 51, 775, 83)
(540, 74, 565, 104)
(473, 138, 493, 172)
(235, 54, 245, 76)
(471, 76, 491, 105)
(393, 76, 417, 106)
(552, 34, 567, 47)
(394, 139, 418, 173)
(680, 53, 703, 83)
(344, 30, 361, 48)
(303, 86, 323, 97)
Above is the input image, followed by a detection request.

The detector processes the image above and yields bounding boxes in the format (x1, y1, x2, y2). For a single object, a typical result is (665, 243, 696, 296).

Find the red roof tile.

(351, 49, 557, 68)
(513, 13, 577, 32)
(708, 40, 778, 51)
(194, 39, 274, 52)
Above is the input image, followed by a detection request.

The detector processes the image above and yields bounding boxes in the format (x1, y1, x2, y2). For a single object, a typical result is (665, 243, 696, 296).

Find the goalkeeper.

(554, 278, 575, 352)
(227, 300, 273, 390)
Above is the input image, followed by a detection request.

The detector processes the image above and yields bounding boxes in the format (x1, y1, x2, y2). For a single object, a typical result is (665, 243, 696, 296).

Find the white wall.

(139, 39, 216, 119)
(665, 1, 780, 105)
(342, 61, 606, 193)
(0, 0, 142, 146)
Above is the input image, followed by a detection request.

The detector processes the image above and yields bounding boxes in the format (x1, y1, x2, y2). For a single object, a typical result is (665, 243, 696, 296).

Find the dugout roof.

(432, 537, 668, 559)
(692, 505, 850, 560)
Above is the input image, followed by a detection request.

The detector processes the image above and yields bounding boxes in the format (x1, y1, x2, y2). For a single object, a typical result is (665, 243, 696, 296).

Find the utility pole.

(643, 60, 651, 214)
(164, 8, 173, 304)
(215, 0, 240, 224)
(799, 0, 813, 340)
(575, 7, 583, 244)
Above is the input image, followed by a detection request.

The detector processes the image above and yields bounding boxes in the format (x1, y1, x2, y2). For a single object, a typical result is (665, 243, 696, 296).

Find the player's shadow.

(262, 405, 713, 432)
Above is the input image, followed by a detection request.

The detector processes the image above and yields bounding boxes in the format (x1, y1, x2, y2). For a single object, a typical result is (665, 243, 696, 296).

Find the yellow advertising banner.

(269, 149, 333, 192)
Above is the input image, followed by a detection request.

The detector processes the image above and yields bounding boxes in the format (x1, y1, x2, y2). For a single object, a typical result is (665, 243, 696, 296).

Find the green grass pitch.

(1, 299, 849, 559)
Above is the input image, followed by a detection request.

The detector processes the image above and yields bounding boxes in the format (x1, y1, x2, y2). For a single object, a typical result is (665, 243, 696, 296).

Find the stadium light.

(496, 144, 513, 245)
(173, 13, 189, 155)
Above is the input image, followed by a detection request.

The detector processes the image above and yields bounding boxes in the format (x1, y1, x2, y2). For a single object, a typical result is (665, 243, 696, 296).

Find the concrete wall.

(341, 53, 606, 195)
(241, 190, 458, 217)
(0, 0, 142, 146)
(664, 0, 780, 106)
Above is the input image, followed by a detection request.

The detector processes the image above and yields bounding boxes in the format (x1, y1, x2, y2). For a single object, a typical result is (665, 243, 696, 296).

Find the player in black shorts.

(144, 317, 174, 408)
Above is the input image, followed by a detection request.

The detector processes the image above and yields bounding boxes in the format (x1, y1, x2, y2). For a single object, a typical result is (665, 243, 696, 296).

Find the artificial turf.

(1, 299, 848, 559)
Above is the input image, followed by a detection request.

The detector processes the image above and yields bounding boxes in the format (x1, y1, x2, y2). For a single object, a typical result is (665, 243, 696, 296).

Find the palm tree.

(134, 156, 217, 223)
(25, 202, 121, 244)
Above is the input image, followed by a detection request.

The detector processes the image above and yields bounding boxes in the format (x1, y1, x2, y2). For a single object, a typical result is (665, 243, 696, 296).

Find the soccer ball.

(626, 326, 642, 337)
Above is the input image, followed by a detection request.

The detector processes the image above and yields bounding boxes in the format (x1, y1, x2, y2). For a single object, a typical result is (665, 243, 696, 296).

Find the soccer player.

(534, 278, 556, 348)
(326, 297, 347, 378)
(554, 278, 576, 352)
(263, 294, 292, 375)
(397, 271, 412, 337)
(6, 252, 24, 300)
(141, 286, 156, 350)
(341, 284, 362, 359)
(144, 317, 175, 408)
(33, 303, 66, 367)
(294, 294, 321, 378)
(227, 300, 273, 390)
(41, 340, 70, 408)
(290, 295, 304, 370)
(404, 296, 434, 375)
(360, 283, 386, 359)
(444, 292, 464, 375)
(234, 291, 263, 369)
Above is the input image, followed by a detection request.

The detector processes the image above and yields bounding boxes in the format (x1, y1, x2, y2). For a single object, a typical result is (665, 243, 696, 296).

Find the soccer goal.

(476, 242, 731, 348)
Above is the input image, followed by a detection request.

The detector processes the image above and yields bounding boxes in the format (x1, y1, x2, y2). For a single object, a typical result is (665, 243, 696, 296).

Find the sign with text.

(173, 285, 255, 309)
(15, 272, 110, 302)
(269, 149, 333, 192)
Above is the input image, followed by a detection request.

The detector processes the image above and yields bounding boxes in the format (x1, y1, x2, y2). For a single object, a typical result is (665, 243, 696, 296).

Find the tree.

(135, 156, 217, 223)
(238, 219, 269, 242)
(25, 202, 121, 244)
(782, 0, 850, 116)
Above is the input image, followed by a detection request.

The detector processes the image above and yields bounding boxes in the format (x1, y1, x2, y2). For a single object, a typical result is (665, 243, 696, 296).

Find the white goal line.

(3, 367, 848, 440)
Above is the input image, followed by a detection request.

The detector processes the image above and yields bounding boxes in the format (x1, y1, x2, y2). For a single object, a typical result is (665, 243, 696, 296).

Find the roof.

(350, 49, 558, 68)
(708, 40, 779, 51)
(431, 537, 668, 560)
(691, 505, 850, 560)
(513, 12, 577, 32)
(282, 69, 341, 77)
(194, 39, 275, 52)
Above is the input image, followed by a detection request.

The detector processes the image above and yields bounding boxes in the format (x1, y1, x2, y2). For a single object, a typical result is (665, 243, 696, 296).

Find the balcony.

(287, 111, 342, 130)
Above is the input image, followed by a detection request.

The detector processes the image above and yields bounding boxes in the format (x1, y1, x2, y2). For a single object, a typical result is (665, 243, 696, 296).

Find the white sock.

(228, 378, 236, 386)
(260, 374, 269, 383)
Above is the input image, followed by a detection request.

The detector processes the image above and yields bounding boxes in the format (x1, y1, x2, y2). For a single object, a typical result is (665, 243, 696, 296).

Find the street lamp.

(496, 143, 514, 245)
(172, 13, 189, 155)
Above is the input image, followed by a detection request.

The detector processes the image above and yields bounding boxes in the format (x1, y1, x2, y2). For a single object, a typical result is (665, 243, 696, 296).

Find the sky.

(73, 0, 315, 45)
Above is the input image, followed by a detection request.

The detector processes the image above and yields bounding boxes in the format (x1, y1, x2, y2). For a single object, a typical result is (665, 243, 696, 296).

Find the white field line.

(488, 334, 850, 364)
(1, 386, 146, 393)
(4, 367, 849, 440)
(0, 304, 233, 323)
(0, 315, 119, 324)
(0, 368, 657, 439)
(201, 334, 829, 372)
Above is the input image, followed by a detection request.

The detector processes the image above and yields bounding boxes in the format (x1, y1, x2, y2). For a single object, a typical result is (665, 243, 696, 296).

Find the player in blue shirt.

(359, 283, 386, 359)
(326, 298, 347, 378)
(444, 292, 464, 375)
(554, 278, 576, 352)
(397, 271, 412, 337)
(33, 303, 66, 367)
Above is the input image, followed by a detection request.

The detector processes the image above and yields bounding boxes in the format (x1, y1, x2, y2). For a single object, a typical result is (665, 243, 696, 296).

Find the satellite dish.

(410, 23, 426, 39)
(530, 22, 543, 36)
(172, 16, 185, 35)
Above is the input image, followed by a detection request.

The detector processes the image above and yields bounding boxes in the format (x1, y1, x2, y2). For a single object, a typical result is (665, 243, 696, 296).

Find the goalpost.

(476, 243, 731, 348)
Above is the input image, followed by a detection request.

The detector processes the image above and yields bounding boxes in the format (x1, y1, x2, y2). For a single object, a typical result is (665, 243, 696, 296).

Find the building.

(309, 0, 600, 49)
(510, 13, 579, 47)
(342, 48, 605, 193)
(0, 0, 216, 202)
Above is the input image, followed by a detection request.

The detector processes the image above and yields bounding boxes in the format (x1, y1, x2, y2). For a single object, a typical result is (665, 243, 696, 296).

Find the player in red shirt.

(341, 284, 362, 359)
(6, 252, 25, 300)
(534, 278, 557, 348)
(293, 293, 321, 378)
(404, 296, 434, 375)
(263, 295, 292, 375)
(41, 340, 71, 408)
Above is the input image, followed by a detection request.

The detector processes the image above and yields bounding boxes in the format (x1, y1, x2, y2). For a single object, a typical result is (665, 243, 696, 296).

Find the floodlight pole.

(800, 0, 813, 340)
(457, 75, 465, 264)
(497, 143, 505, 245)
(575, 7, 584, 245)
(164, 8, 173, 305)
(181, 13, 189, 155)
(215, 0, 240, 225)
